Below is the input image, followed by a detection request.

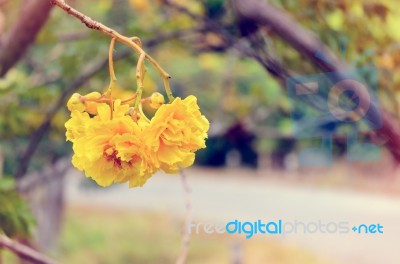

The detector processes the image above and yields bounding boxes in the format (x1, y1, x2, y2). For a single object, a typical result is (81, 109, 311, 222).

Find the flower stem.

(134, 53, 146, 110)
(130, 36, 143, 50)
(138, 104, 151, 123)
(163, 78, 174, 102)
(51, 0, 173, 101)
(121, 94, 138, 104)
(106, 38, 118, 120)
(107, 37, 117, 94)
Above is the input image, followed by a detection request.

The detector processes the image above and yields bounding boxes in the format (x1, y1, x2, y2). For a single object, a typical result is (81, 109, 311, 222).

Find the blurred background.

(1, 0, 400, 263)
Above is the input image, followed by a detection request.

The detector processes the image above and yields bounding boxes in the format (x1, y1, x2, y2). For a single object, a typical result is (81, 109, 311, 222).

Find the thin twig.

(164, 0, 291, 80)
(176, 169, 192, 264)
(50, 0, 171, 81)
(0, 235, 57, 264)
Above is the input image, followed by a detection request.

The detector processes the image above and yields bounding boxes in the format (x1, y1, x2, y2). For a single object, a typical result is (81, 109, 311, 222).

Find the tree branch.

(50, 0, 171, 81)
(164, 1, 291, 82)
(230, 0, 400, 162)
(0, 0, 53, 76)
(0, 235, 57, 264)
(231, 0, 343, 71)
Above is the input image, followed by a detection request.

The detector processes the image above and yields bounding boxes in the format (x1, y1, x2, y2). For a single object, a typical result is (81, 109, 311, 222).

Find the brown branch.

(0, 235, 57, 264)
(230, 0, 342, 72)
(50, 0, 171, 81)
(0, 0, 53, 76)
(176, 169, 192, 264)
(50, 0, 114, 35)
(164, 1, 291, 81)
(230, 0, 400, 162)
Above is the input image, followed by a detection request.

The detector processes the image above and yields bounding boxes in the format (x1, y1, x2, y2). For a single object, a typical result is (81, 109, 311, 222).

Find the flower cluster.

(65, 93, 209, 187)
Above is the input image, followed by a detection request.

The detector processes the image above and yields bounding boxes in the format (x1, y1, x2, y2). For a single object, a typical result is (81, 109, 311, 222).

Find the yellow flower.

(67, 100, 156, 187)
(65, 110, 92, 142)
(65, 92, 209, 187)
(146, 95, 209, 173)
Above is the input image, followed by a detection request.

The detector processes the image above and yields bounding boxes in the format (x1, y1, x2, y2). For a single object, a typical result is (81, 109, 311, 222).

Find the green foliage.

(0, 178, 35, 238)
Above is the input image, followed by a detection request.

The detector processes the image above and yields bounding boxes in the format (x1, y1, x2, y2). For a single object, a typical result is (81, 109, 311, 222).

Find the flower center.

(103, 146, 123, 169)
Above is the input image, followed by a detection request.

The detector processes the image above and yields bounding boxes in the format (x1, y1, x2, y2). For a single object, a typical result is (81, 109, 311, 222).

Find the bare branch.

(0, 235, 57, 264)
(164, 1, 291, 81)
(51, 0, 171, 81)
(231, 0, 343, 72)
(229, 0, 400, 162)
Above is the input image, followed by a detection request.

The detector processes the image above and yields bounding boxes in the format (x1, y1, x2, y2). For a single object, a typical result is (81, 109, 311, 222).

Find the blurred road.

(66, 166, 400, 264)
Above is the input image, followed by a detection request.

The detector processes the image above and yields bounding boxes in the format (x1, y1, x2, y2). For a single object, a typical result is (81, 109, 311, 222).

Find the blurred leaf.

(0, 178, 35, 238)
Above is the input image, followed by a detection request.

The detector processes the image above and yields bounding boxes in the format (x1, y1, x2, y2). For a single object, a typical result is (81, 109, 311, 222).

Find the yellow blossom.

(65, 91, 208, 187)
(62, 26, 209, 188)
(67, 100, 156, 187)
(146, 95, 209, 173)
(65, 110, 92, 142)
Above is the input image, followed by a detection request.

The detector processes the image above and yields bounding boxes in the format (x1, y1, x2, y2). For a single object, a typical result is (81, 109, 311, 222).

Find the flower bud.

(67, 93, 85, 112)
(84, 92, 102, 115)
(149, 92, 165, 109)
(128, 107, 140, 121)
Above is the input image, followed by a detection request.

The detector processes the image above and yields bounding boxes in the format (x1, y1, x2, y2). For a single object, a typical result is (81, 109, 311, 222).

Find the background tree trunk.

(18, 158, 70, 252)
(0, 0, 53, 76)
